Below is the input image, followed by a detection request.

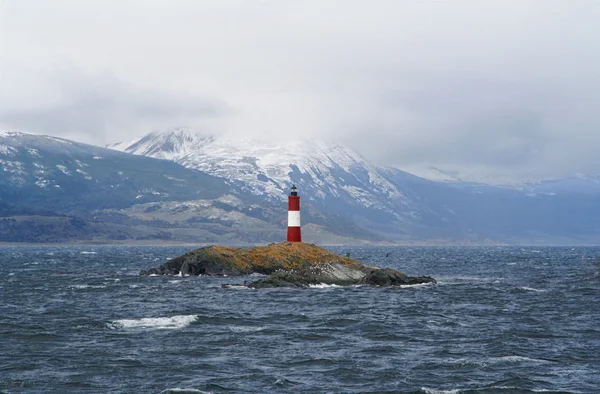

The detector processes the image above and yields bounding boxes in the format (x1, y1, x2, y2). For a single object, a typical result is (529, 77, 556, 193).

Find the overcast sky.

(1, 0, 599, 182)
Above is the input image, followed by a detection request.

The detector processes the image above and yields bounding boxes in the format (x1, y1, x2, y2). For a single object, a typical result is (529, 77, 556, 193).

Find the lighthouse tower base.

(287, 225, 301, 243)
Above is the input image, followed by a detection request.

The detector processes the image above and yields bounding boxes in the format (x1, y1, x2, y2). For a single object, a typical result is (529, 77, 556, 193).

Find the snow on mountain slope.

(0, 129, 232, 208)
(402, 163, 550, 187)
(109, 128, 409, 208)
(107, 129, 600, 242)
(7, 128, 600, 243)
(107, 128, 216, 161)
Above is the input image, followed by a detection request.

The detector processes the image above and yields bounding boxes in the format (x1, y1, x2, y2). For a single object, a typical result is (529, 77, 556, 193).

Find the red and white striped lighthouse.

(287, 185, 301, 242)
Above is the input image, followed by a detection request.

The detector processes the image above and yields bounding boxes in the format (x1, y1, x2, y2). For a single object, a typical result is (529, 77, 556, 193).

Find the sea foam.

(70, 284, 106, 289)
(228, 325, 265, 333)
(110, 315, 198, 330)
(519, 286, 546, 292)
(400, 282, 434, 288)
(491, 355, 548, 364)
(421, 388, 461, 394)
(309, 283, 341, 288)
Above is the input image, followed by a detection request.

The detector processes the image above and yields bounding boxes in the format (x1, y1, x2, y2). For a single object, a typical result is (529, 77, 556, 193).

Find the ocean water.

(1, 245, 599, 394)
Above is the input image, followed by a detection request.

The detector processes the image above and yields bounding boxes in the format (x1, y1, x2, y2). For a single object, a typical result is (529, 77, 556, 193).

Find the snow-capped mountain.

(108, 128, 600, 244)
(5, 128, 600, 244)
(0, 130, 384, 243)
(0, 129, 229, 204)
(107, 128, 217, 162)
(110, 128, 403, 203)
(109, 129, 462, 240)
(0, 130, 239, 241)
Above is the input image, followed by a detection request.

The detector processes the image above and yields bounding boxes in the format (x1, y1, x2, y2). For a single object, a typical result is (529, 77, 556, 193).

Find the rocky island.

(141, 242, 436, 288)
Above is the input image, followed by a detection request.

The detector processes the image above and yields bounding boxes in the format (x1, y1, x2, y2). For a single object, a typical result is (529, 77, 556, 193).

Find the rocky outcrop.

(361, 268, 436, 287)
(140, 242, 436, 288)
(140, 242, 364, 276)
(247, 262, 369, 289)
(246, 263, 436, 288)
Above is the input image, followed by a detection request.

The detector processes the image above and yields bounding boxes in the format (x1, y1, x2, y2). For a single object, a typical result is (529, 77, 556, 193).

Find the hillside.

(0, 131, 379, 243)
(110, 128, 600, 244)
(3, 129, 600, 244)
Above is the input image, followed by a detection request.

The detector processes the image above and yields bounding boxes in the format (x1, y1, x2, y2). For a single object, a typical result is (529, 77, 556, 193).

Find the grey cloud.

(337, 67, 600, 180)
(1, 0, 600, 182)
(0, 67, 228, 144)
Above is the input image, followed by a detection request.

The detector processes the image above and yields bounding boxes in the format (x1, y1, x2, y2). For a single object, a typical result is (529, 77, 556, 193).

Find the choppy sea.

(1, 245, 599, 393)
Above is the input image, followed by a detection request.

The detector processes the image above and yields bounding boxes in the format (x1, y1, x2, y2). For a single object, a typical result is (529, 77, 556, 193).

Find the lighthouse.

(287, 185, 301, 242)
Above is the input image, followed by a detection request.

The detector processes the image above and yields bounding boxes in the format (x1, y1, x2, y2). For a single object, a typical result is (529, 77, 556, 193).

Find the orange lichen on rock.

(144, 242, 366, 276)
(243, 242, 363, 271)
(187, 242, 362, 274)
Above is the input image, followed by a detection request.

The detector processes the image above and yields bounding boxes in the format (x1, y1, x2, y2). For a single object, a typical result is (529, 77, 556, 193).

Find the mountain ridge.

(0, 130, 383, 243)
(3, 129, 600, 244)
(108, 128, 600, 244)
(109, 128, 404, 201)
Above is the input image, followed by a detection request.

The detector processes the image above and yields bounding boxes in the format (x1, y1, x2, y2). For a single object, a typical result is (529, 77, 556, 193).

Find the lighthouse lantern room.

(287, 185, 301, 242)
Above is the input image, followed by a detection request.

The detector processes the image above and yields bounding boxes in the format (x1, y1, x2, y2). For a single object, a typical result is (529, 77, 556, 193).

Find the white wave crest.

(80, 251, 97, 255)
(70, 284, 106, 289)
(159, 389, 212, 394)
(519, 286, 546, 292)
(110, 315, 198, 330)
(228, 325, 265, 333)
(491, 355, 548, 363)
(309, 283, 341, 288)
(400, 282, 434, 288)
(484, 387, 554, 393)
(222, 284, 254, 290)
(422, 388, 461, 394)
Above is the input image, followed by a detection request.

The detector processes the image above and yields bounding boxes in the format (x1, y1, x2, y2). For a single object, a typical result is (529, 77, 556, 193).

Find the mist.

(1, 0, 599, 182)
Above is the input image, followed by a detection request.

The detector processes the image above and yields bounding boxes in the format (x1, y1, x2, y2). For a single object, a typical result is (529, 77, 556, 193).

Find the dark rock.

(243, 264, 436, 289)
(362, 268, 436, 286)
(142, 242, 436, 289)
(178, 260, 240, 276)
(247, 271, 317, 289)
